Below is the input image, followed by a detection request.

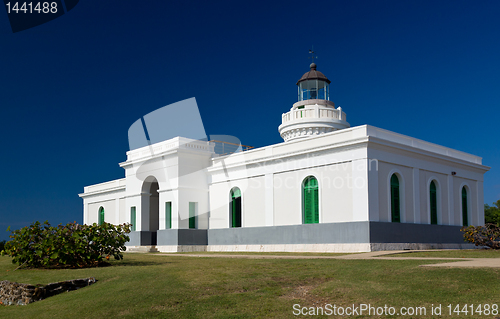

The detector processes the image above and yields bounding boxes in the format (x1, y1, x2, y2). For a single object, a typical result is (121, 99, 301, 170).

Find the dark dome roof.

(296, 63, 331, 85)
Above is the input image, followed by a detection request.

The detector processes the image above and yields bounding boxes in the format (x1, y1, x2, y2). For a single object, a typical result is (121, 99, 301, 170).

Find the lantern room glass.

(298, 79, 329, 101)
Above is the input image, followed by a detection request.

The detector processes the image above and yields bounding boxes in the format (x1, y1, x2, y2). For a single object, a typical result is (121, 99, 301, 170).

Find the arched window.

(430, 181, 438, 225)
(302, 176, 319, 224)
(390, 174, 400, 223)
(98, 207, 105, 225)
(230, 188, 242, 228)
(462, 187, 468, 226)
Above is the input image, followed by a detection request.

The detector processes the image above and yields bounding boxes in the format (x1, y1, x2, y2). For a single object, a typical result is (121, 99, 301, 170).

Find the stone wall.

(0, 277, 96, 306)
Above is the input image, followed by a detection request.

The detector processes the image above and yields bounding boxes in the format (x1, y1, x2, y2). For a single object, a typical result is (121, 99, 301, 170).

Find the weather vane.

(308, 46, 317, 63)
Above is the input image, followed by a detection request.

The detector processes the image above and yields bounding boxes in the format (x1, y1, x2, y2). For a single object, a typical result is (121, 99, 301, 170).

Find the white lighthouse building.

(79, 63, 489, 252)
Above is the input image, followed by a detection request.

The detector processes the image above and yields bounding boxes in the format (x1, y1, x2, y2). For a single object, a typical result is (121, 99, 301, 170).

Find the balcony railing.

(282, 107, 346, 124)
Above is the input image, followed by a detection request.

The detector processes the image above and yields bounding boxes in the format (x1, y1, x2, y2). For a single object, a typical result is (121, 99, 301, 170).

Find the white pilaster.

(172, 190, 179, 229)
(352, 159, 369, 221)
(477, 181, 484, 226)
(83, 202, 88, 225)
(447, 175, 454, 225)
(368, 159, 379, 221)
(265, 173, 274, 226)
(115, 198, 120, 225)
(140, 192, 151, 231)
(413, 168, 420, 223)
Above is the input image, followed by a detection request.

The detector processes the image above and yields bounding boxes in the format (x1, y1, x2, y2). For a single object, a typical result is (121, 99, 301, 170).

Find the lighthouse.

(278, 63, 350, 142)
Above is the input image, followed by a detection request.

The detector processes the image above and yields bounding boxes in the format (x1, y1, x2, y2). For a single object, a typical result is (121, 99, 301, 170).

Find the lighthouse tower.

(278, 63, 350, 142)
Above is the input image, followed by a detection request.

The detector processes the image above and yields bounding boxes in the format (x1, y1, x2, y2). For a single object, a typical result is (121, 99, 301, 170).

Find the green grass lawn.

(384, 249, 500, 259)
(0, 253, 499, 318)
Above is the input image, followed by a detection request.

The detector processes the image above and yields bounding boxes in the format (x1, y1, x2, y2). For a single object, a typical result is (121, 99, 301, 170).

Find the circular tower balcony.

(278, 99, 349, 142)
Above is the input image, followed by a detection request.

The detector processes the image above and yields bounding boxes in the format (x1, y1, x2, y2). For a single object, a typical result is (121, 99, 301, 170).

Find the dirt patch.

(280, 283, 330, 306)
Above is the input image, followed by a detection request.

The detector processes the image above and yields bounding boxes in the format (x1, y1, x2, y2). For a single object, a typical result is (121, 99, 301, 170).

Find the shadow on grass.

(111, 259, 176, 267)
(0, 256, 176, 271)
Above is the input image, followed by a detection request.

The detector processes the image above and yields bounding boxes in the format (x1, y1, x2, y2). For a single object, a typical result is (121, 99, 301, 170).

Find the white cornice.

(157, 186, 209, 193)
(208, 136, 369, 174)
(366, 136, 490, 172)
(120, 146, 212, 169)
(208, 125, 489, 175)
(78, 185, 126, 198)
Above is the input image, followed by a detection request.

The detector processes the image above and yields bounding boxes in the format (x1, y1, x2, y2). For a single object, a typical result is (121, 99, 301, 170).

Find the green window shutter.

(130, 207, 136, 231)
(303, 185, 312, 224)
(230, 188, 242, 228)
(303, 177, 319, 224)
(231, 197, 236, 227)
(312, 185, 319, 224)
(234, 197, 242, 227)
(313, 177, 319, 223)
(462, 187, 468, 226)
(430, 181, 438, 225)
(99, 207, 105, 225)
(390, 174, 400, 223)
(165, 202, 172, 229)
(189, 202, 196, 229)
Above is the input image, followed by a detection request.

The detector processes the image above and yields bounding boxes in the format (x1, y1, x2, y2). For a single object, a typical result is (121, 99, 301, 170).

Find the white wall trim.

(412, 168, 420, 223)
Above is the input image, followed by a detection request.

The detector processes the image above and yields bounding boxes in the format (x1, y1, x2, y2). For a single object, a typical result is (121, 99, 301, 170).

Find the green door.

(165, 202, 172, 229)
(231, 188, 242, 228)
(303, 176, 319, 224)
(430, 181, 437, 225)
(391, 174, 400, 223)
(99, 207, 105, 225)
(130, 207, 136, 231)
(462, 187, 468, 226)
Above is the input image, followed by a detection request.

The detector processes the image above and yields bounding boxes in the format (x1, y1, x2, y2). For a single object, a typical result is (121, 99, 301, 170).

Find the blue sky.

(0, 1, 499, 241)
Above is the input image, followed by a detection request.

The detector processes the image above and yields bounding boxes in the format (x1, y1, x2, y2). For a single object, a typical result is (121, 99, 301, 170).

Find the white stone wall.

(372, 155, 484, 226)
(88, 200, 115, 225)
(208, 176, 261, 229)
(243, 176, 267, 227)
(377, 161, 414, 223)
(118, 198, 126, 224)
(418, 169, 449, 225)
(159, 189, 177, 229)
(272, 163, 355, 226)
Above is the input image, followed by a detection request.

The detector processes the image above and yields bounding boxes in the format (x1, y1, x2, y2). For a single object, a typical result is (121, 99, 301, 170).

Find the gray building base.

(157, 229, 208, 246)
(208, 222, 465, 245)
(369, 222, 465, 244)
(126, 222, 471, 252)
(127, 231, 157, 246)
(208, 222, 370, 245)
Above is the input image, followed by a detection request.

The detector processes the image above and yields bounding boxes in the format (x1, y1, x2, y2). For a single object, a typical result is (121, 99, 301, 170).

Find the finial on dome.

(310, 62, 317, 70)
(308, 46, 317, 64)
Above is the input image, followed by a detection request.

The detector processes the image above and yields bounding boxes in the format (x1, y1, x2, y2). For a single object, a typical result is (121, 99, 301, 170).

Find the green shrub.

(1, 221, 131, 268)
(0, 240, 5, 252)
(461, 223, 500, 249)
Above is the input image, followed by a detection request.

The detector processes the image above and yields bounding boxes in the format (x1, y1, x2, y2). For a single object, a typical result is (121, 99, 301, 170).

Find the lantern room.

(296, 62, 331, 101)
